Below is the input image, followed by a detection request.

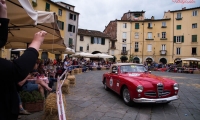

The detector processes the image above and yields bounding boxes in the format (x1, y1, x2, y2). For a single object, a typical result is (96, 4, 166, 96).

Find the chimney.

(182, 7, 186, 10)
(151, 16, 154, 20)
(168, 10, 170, 12)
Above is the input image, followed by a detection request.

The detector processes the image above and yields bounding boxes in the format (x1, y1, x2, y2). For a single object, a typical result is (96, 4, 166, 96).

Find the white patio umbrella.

(182, 58, 200, 62)
(85, 53, 114, 58)
(7, 0, 64, 46)
(47, 48, 75, 55)
(70, 52, 94, 58)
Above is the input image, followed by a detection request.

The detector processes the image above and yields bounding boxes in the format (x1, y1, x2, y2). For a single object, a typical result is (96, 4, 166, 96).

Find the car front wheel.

(122, 87, 133, 106)
(104, 79, 109, 91)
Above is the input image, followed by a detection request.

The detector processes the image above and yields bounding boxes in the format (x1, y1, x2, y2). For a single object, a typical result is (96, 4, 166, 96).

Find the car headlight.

(137, 85, 143, 93)
(174, 83, 179, 90)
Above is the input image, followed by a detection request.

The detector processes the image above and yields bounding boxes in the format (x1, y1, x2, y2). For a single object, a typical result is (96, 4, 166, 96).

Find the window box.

(160, 50, 167, 55)
(161, 26, 167, 28)
(160, 38, 167, 40)
(145, 39, 154, 40)
(176, 18, 182, 20)
(121, 50, 128, 55)
(147, 27, 153, 29)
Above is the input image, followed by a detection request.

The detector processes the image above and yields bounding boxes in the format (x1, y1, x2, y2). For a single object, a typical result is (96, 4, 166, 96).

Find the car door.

(108, 66, 118, 91)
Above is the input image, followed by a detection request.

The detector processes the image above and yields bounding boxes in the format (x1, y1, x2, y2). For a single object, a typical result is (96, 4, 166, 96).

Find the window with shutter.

(177, 25, 181, 30)
(73, 25, 75, 33)
(80, 46, 83, 51)
(91, 37, 94, 44)
(135, 23, 139, 29)
(69, 38, 73, 45)
(192, 47, 197, 55)
(45, 3, 50, 11)
(192, 35, 197, 42)
(101, 38, 105, 45)
(74, 15, 76, 21)
(69, 13, 73, 19)
(58, 9, 62, 16)
(181, 36, 184, 43)
(80, 36, 84, 41)
(173, 36, 176, 43)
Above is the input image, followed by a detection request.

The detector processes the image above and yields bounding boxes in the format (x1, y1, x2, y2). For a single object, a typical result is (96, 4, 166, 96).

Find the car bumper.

(133, 95, 179, 103)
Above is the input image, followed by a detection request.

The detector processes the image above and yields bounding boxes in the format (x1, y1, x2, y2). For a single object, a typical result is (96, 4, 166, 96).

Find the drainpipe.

(172, 12, 174, 61)
(142, 22, 144, 63)
(130, 20, 132, 61)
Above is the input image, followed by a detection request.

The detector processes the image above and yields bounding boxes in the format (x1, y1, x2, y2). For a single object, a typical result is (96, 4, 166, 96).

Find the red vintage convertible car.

(102, 63, 179, 106)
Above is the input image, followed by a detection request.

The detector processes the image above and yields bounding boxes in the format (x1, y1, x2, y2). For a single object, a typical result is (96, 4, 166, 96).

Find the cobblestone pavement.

(21, 71, 200, 120)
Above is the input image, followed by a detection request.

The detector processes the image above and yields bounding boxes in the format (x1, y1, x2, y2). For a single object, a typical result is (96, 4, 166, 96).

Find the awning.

(7, 0, 64, 47)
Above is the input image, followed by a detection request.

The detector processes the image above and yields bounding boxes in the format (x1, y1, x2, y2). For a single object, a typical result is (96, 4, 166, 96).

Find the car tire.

(104, 79, 109, 91)
(122, 87, 133, 106)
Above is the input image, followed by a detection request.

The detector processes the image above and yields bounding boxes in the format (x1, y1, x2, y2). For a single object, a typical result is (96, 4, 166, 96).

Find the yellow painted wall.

(172, 8, 200, 60)
(76, 35, 110, 54)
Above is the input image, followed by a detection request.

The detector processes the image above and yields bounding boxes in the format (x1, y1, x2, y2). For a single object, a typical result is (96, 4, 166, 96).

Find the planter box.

(23, 101, 44, 112)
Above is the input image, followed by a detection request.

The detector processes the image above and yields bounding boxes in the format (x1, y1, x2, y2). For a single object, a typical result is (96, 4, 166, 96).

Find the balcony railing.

(160, 50, 167, 55)
(121, 50, 128, 55)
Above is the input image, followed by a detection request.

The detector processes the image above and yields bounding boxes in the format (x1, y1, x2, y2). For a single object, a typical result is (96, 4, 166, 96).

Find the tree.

(120, 56, 128, 62)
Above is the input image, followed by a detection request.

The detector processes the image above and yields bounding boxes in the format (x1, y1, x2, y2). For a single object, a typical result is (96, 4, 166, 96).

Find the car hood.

(119, 73, 175, 85)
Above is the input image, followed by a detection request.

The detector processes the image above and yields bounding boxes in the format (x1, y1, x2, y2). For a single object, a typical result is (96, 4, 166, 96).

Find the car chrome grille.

(157, 83, 171, 97)
(144, 91, 156, 97)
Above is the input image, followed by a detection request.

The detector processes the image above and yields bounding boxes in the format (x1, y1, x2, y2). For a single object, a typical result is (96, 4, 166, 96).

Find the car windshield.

(120, 65, 147, 73)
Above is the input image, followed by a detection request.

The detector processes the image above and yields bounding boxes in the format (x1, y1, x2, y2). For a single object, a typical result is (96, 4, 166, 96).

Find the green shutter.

(101, 38, 105, 45)
(45, 3, 50, 11)
(91, 37, 94, 44)
(177, 25, 181, 30)
(62, 22, 64, 30)
(173, 36, 176, 43)
(135, 23, 139, 29)
(182, 36, 184, 43)
(68, 24, 70, 31)
(69, 38, 73, 45)
(192, 35, 197, 42)
(73, 26, 75, 33)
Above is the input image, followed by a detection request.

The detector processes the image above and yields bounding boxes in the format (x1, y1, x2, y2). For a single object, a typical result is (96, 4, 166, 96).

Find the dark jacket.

(0, 18, 39, 120)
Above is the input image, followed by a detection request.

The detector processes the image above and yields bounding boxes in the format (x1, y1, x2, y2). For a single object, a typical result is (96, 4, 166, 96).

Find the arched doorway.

(133, 57, 140, 63)
(159, 58, 167, 64)
(92, 51, 101, 54)
(146, 57, 153, 64)
(41, 52, 48, 60)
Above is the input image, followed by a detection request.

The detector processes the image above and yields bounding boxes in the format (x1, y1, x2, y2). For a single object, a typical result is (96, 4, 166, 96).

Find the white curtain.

(148, 32, 152, 39)
(147, 44, 152, 51)
(94, 37, 98, 44)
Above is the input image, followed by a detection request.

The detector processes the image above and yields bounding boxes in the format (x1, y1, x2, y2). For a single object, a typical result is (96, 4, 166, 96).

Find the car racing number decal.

(110, 78, 113, 87)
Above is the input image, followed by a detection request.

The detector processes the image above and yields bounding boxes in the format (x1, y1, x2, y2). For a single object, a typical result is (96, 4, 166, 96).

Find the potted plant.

(19, 91, 44, 112)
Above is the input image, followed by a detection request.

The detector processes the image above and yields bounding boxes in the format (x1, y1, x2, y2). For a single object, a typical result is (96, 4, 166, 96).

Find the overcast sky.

(54, 0, 199, 32)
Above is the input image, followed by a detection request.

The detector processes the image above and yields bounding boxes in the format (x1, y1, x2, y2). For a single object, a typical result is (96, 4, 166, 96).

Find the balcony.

(121, 50, 128, 55)
(110, 45, 116, 49)
(160, 38, 167, 40)
(147, 26, 153, 29)
(135, 49, 139, 52)
(176, 17, 182, 20)
(161, 26, 167, 28)
(160, 50, 167, 55)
